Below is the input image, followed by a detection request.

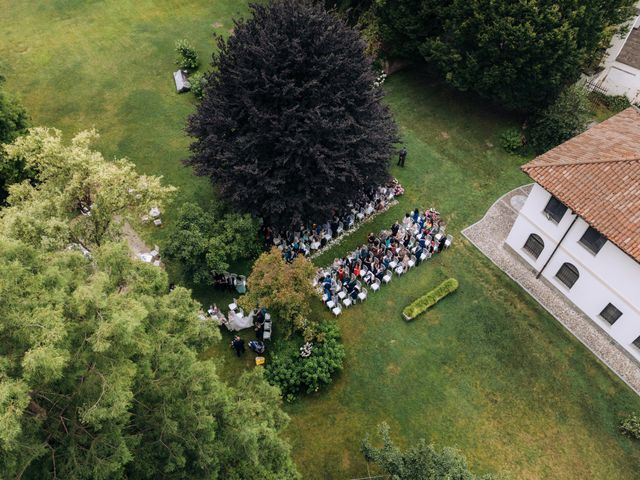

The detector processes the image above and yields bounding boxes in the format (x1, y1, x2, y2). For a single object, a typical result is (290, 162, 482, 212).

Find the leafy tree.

(0, 81, 29, 202)
(187, 0, 398, 229)
(174, 39, 200, 71)
(1, 128, 175, 249)
(0, 238, 299, 479)
(369, 0, 635, 111)
(361, 423, 498, 480)
(164, 202, 261, 285)
(239, 248, 317, 338)
(526, 86, 590, 154)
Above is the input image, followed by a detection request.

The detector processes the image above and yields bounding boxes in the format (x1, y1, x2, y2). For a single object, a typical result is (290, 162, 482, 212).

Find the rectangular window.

(599, 303, 622, 325)
(579, 226, 607, 255)
(543, 196, 568, 223)
(633, 336, 640, 350)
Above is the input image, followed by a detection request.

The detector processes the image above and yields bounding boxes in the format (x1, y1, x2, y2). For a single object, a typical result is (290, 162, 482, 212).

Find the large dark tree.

(369, 0, 635, 112)
(187, 0, 398, 228)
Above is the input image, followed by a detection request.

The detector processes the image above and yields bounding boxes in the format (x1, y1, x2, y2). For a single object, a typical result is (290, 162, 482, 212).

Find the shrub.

(402, 278, 458, 320)
(174, 39, 199, 71)
(620, 413, 640, 440)
(164, 202, 261, 285)
(526, 86, 590, 154)
(239, 249, 317, 338)
(499, 127, 524, 154)
(590, 91, 631, 113)
(265, 321, 345, 400)
(189, 71, 207, 99)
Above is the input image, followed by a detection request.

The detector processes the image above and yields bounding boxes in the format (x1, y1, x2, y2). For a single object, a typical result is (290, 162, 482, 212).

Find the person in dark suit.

(397, 146, 407, 167)
(231, 336, 245, 357)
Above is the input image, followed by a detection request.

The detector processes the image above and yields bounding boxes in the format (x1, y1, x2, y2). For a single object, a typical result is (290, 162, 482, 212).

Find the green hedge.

(402, 278, 458, 320)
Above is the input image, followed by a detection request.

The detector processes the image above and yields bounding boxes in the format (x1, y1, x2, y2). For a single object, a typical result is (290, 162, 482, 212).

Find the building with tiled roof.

(587, 2, 640, 103)
(505, 108, 640, 362)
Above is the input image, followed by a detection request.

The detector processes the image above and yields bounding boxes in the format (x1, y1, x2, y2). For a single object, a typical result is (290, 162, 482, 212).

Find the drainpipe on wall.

(536, 214, 579, 279)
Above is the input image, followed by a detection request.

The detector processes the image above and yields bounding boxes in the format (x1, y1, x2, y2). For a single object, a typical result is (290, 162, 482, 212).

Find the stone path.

(462, 184, 640, 396)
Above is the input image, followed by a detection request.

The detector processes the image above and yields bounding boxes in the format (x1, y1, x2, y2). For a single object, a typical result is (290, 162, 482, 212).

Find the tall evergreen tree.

(187, 0, 398, 229)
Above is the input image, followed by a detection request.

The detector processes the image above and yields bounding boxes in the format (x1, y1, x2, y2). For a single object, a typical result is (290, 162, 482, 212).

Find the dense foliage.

(265, 321, 345, 401)
(403, 278, 459, 320)
(0, 79, 30, 202)
(0, 132, 300, 479)
(174, 39, 199, 71)
(187, 0, 398, 228)
(1, 128, 174, 248)
(526, 86, 590, 154)
(189, 71, 208, 99)
(590, 91, 632, 113)
(620, 413, 640, 440)
(239, 248, 317, 338)
(164, 202, 261, 285)
(362, 423, 497, 479)
(368, 0, 635, 111)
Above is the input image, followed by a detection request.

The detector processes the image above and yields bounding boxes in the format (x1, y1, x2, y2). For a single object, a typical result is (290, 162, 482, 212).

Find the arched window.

(556, 263, 579, 289)
(523, 233, 544, 259)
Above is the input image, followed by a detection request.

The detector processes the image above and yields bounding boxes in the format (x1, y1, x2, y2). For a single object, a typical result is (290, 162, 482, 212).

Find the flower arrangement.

(373, 70, 387, 88)
(300, 342, 313, 358)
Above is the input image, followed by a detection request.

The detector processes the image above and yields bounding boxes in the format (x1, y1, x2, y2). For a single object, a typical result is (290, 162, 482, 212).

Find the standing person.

(231, 335, 245, 357)
(397, 146, 407, 167)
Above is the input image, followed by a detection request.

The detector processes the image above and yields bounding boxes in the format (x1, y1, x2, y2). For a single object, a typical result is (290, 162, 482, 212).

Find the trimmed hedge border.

(402, 278, 459, 321)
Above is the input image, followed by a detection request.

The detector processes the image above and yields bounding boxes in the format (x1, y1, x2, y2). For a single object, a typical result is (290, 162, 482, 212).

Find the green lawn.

(2, 2, 640, 479)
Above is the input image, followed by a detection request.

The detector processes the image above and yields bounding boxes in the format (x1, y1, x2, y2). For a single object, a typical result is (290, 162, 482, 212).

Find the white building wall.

(506, 184, 640, 361)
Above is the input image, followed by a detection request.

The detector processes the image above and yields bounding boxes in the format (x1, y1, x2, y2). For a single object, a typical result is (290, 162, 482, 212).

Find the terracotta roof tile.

(522, 107, 640, 263)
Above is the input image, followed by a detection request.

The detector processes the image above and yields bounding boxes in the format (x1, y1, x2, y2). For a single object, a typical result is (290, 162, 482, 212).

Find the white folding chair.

(357, 287, 368, 303)
(332, 305, 342, 316)
(342, 296, 353, 308)
(228, 298, 238, 311)
(371, 278, 381, 292)
(408, 255, 416, 268)
(382, 270, 392, 284)
(326, 299, 336, 310)
(445, 235, 453, 248)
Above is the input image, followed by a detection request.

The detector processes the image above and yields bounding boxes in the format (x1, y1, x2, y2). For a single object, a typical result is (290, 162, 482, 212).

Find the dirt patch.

(212, 21, 223, 28)
(122, 221, 151, 258)
(386, 363, 401, 375)
(439, 131, 450, 140)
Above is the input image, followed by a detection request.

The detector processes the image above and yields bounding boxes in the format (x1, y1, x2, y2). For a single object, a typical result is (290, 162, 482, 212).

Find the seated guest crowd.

(262, 179, 405, 263)
(314, 208, 451, 307)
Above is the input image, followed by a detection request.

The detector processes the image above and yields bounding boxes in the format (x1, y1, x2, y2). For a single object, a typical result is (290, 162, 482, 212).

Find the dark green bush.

(527, 86, 590, 154)
(590, 91, 631, 113)
(620, 413, 640, 440)
(265, 321, 345, 400)
(174, 39, 199, 71)
(402, 278, 458, 320)
(499, 127, 524, 154)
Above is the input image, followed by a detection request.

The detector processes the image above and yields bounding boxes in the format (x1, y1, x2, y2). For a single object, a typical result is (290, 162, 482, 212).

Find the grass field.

(2, 2, 640, 479)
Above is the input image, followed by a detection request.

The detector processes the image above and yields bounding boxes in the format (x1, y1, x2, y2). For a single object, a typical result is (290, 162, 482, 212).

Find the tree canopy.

(362, 423, 497, 480)
(0, 79, 30, 202)
(187, 0, 398, 228)
(164, 202, 262, 285)
(239, 248, 317, 339)
(0, 130, 300, 479)
(369, 0, 635, 111)
(526, 85, 591, 154)
(1, 128, 175, 249)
